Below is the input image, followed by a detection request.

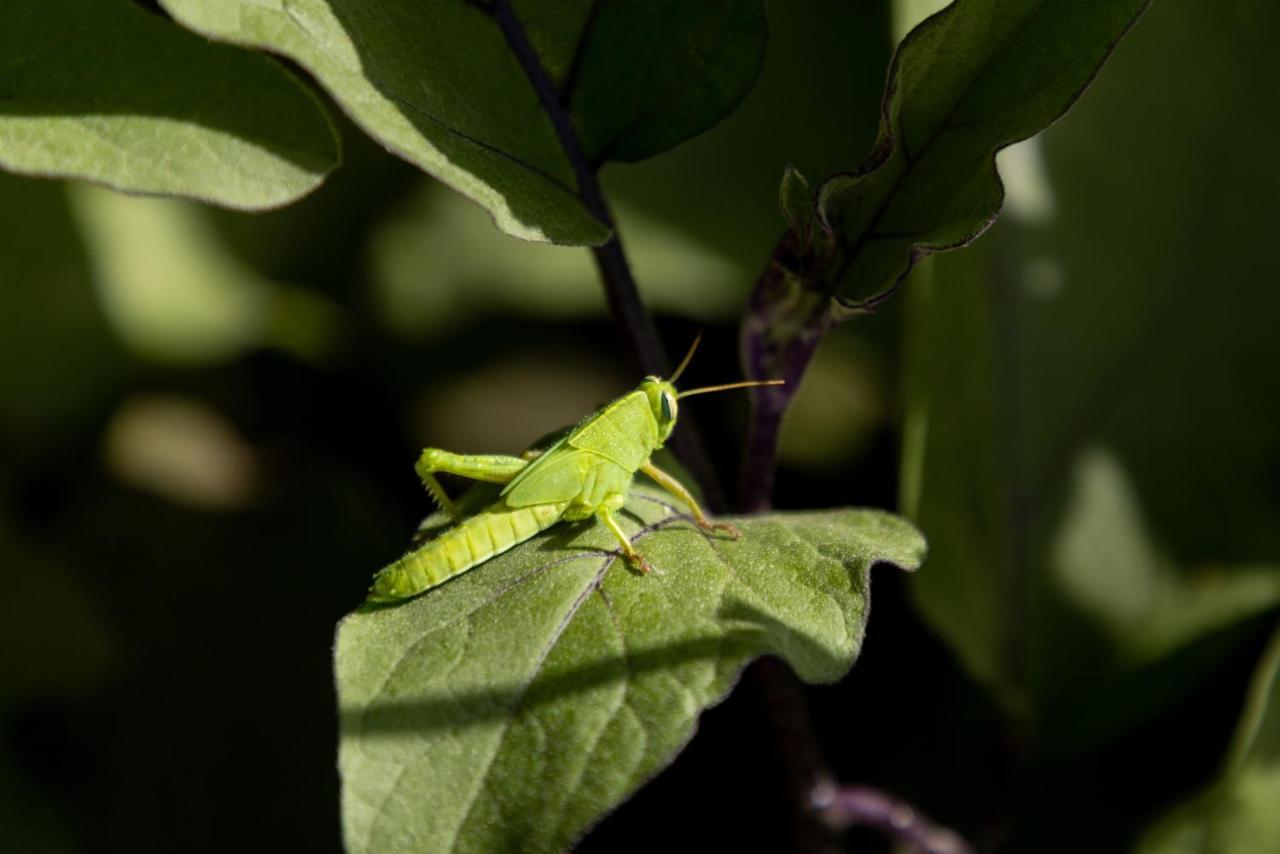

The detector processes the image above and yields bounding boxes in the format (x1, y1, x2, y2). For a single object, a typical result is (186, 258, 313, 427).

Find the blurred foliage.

(69, 187, 342, 365)
(1137, 626, 1280, 852)
(0, 0, 1276, 851)
(369, 187, 743, 337)
(902, 0, 1280, 847)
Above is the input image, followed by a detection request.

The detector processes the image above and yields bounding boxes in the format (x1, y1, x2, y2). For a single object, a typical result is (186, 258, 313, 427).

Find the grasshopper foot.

(698, 519, 742, 540)
(624, 550, 655, 575)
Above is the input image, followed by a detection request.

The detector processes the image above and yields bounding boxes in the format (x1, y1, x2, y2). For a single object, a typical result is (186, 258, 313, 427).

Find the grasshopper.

(368, 337, 782, 602)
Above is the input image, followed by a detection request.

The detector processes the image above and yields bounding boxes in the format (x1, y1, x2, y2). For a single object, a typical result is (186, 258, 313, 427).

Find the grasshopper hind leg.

(415, 448, 532, 520)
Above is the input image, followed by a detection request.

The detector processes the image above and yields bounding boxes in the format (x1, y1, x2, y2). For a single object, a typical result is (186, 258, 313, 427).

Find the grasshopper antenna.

(678, 379, 785, 399)
(669, 332, 702, 384)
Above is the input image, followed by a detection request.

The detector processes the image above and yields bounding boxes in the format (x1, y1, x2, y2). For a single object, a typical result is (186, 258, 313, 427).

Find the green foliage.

(160, 0, 766, 245)
(67, 186, 341, 364)
(2, 0, 1262, 849)
(0, 0, 337, 210)
(337, 483, 923, 851)
(1137, 627, 1280, 853)
(903, 0, 1280, 720)
(900, 0, 1280, 843)
(818, 0, 1151, 305)
(0, 173, 126, 446)
(369, 186, 743, 338)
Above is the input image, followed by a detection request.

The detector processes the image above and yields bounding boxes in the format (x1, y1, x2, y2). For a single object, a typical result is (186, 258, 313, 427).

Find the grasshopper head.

(639, 335, 784, 448)
(640, 376, 679, 444)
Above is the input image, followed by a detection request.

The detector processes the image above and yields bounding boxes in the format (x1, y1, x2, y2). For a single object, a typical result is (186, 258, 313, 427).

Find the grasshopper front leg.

(640, 461, 741, 539)
(415, 449, 532, 519)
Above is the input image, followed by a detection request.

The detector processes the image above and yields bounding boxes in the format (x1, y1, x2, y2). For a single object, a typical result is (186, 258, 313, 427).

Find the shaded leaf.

(0, 0, 338, 210)
(818, 0, 1150, 305)
(161, 0, 766, 245)
(555, 0, 767, 164)
(337, 484, 923, 852)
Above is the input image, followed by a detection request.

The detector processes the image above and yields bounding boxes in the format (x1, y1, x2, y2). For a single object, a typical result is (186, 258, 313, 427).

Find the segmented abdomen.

(369, 500, 569, 601)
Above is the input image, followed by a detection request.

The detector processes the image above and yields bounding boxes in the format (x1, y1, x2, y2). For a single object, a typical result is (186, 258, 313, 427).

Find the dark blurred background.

(2, 1, 1277, 852)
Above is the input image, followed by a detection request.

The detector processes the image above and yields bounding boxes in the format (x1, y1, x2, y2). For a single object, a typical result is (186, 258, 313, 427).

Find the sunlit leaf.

(0, 0, 338, 210)
(337, 484, 923, 852)
(161, 0, 766, 245)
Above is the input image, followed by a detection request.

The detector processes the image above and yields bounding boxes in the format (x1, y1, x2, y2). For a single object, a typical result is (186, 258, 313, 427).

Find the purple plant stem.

(813, 783, 974, 854)
(490, 0, 724, 508)
(737, 231, 834, 513)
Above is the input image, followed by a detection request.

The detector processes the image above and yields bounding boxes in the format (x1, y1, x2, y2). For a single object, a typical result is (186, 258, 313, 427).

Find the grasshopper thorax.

(639, 376, 679, 443)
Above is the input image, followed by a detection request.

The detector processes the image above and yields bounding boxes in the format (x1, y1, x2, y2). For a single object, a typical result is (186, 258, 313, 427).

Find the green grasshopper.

(368, 337, 782, 602)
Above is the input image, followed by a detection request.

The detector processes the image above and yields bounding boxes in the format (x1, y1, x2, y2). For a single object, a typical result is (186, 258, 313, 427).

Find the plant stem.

(749, 659, 841, 853)
(750, 659, 973, 854)
(488, 0, 723, 507)
(737, 231, 832, 512)
(813, 783, 974, 854)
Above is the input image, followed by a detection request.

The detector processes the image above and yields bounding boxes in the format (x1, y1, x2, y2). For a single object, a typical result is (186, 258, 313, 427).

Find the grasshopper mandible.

(368, 336, 782, 602)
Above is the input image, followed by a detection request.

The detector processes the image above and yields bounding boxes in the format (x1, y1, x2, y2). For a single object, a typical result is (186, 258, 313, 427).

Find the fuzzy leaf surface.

(819, 0, 1149, 303)
(0, 0, 338, 210)
(336, 485, 923, 852)
(161, 0, 766, 244)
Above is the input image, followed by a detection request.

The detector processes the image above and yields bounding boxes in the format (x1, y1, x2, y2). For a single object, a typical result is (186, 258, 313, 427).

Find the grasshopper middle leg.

(597, 507, 654, 575)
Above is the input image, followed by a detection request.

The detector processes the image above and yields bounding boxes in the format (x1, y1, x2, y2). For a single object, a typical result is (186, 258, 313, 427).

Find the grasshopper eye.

(660, 391, 677, 422)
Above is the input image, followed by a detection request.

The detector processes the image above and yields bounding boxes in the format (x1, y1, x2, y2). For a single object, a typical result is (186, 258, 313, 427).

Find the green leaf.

(159, 0, 766, 245)
(336, 484, 923, 852)
(1136, 625, 1280, 853)
(0, 0, 338, 210)
(818, 0, 1150, 304)
(559, 0, 767, 164)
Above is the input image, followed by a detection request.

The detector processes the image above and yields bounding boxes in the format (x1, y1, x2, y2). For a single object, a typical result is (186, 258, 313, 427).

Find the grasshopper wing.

(501, 440, 592, 507)
(567, 391, 656, 471)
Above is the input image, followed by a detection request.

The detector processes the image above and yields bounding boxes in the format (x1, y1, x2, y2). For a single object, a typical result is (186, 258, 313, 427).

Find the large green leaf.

(0, 0, 338, 210)
(160, 0, 766, 245)
(817, 0, 1150, 305)
(1137, 625, 1280, 853)
(336, 484, 923, 852)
